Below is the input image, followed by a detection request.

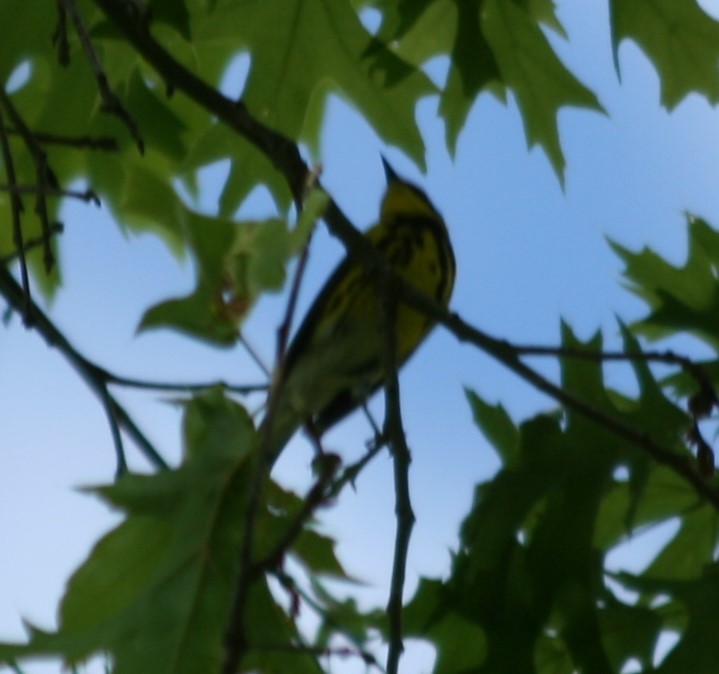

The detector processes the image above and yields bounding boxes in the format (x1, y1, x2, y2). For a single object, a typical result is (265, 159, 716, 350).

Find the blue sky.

(3, 2, 719, 672)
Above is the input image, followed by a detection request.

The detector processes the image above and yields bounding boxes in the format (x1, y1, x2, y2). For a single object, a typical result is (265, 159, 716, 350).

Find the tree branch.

(4, 127, 118, 151)
(0, 224, 64, 266)
(0, 108, 32, 325)
(0, 264, 168, 472)
(397, 285, 719, 508)
(512, 343, 718, 405)
(0, 183, 100, 205)
(91, 0, 306, 197)
(0, 90, 59, 273)
(380, 277, 414, 674)
(252, 458, 338, 577)
(77, 3, 719, 665)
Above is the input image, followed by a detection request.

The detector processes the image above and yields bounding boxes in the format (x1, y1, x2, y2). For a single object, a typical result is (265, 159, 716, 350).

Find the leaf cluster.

(407, 323, 719, 673)
(4, 1, 719, 673)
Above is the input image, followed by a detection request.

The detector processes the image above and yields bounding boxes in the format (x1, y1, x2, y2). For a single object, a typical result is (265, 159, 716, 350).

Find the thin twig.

(0, 265, 168, 471)
(0, 89, 57, 272)
(272, 570, 382, 670)
(52, 0, 71, 66)
(253, 641, 378, 665)
(61, 0, 144, 153)
(222, 466, 262, 671)
(513, 343, 718, 404)
(222, 392, 284, 672)
(379, 276, 414, 674)
(107, 399, 167, 471)
(4, 127, 119, 151)
(0, 183, 100, 205)
(514, 341, 719, 468)
(91, 0, 308, 199)
(0, 105, 31, 323)
(238, 333, 271, 378)
(96, 366, 266, 396)
(275, 167, 322, 362)
(434, 312, 719, 509)
(252, 458, 338, 575)
(221, 300, 305, 673)
(221, 256, 318, 671)
(222, 172, 325, 673)
(97, 380, 128, 477)
(7, 659, 25, 674)
(276, 230, 313, 364)
(329, 436, 388, 497)
(0, 223, 64, 265)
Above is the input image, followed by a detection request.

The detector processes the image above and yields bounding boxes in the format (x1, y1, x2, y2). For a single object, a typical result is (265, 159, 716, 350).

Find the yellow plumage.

(262, 158, 455, 463)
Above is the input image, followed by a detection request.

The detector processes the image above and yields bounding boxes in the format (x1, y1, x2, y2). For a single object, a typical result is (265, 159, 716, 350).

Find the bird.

(260, 157, 456, 466)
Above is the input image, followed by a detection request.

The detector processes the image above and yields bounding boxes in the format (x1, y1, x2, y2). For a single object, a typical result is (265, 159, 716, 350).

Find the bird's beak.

(381, 155, 399, 183)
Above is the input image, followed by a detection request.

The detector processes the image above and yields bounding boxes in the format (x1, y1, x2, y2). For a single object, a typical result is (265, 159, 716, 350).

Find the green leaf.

(140, 285, 240, 345)
(611, 215, 719, 346)
(126, 69, 188, 161)
(407, 324, 699, 672)
(594, 465, 699, 552)
(292, 529, 346, 577)
(617, 564, 719, 673)
(643, 505, 719, 581)
(17, 393, 255, 672)
(179, 124, 293, 217)
(2, 391, 330, 674)
(610, 0, 719, 108)
(465, 388, 519, 465)
(404, 578, 488, 672)
(149, 0, 192, 40)
(138, 180, 328, 344)
(439, 0, 503, 155)
(0, 0, 55, 83)
(181, 385, 256, 458)
(195, 0, 434, 164)
(311, 577, 384, 652)
(376, 0, 453, 64)
(481, 0, 603, 179)
(102, 160, 187, 253)
(377, 0, 601, 178)
(140, 214, 293, 344)
(598, 596, 663, 672)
